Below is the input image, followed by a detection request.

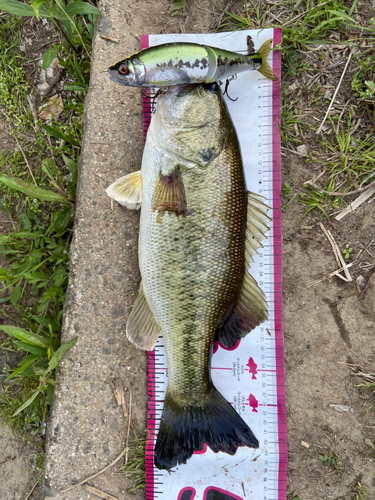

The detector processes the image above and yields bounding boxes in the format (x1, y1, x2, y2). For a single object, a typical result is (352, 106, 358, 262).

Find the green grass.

(219, 0, 360, 47)
(356, 482, 368, 500)
(318, 450, 339, 469)
(287, 493, 301, 500)
(220, 0, 375, 218)
(119, 433, 146, 491)
(0, 4, 97, 461)
(299, 120, 375, 216)
(280, 96, 308, 148)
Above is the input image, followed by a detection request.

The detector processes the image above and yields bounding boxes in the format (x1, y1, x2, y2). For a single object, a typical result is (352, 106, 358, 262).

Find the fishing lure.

(107, 38, 277, 87)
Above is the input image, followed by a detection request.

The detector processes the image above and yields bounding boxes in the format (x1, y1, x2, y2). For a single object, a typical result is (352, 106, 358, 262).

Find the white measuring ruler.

(141, 29, 286, 500)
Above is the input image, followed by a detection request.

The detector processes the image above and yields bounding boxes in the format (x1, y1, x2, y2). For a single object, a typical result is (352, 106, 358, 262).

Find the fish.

(106, 82, 271, 470)
(106, 38, 277, 87)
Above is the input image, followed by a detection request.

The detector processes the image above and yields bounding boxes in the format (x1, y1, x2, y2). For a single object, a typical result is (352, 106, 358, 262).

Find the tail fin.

(154, 386, 259, 470)
(257, 39, 278, 81)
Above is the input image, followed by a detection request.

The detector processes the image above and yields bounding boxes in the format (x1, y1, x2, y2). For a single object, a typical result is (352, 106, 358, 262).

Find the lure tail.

(154, 385, 259, 470)
(257, 39, 278, 81)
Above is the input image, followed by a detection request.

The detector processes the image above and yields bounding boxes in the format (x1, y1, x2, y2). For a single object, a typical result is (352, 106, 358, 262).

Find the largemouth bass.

(106, 83, 270, 470)
(107, 39, 277, 87)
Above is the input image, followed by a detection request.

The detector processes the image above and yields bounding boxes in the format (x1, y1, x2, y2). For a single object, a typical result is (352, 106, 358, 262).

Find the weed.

(342, 247, 353, 259)
(220, 1, 359, 50)
(0, 5, 94, 440)
(282, 178, 297, 198)
(352, 54, 375, 99)
(280, 95, 307, 148)
(287, 493, 301, 500)
(119, 433, 146, 491)
(299, 118, 375, 217)
(282, 182, 292, 197)
(356, 482, 367, 500)
(319, 450, 339, 468)
(357, 380, 375, 411)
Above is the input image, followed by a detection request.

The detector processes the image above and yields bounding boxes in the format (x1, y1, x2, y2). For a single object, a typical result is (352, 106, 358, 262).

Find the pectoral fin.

(151, 166, 187, 218)
(126, 283, 160, 351)
(215, 192, 271, 348)
(106, 170, 142, 209)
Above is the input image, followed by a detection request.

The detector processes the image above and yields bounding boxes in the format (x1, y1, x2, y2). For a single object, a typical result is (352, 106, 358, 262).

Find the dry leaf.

(38, 94, 63, 120)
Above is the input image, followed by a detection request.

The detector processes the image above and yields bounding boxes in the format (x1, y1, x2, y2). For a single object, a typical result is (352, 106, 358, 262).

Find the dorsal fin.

(215, 192, 271, 348)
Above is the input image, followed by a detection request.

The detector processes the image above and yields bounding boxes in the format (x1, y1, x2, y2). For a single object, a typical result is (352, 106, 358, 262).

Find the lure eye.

(119, 65, 129, 75)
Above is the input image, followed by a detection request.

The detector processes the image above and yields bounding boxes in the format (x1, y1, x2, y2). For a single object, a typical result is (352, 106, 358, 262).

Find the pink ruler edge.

(272, 28, 287, 500)
(140, 31, 287, 500)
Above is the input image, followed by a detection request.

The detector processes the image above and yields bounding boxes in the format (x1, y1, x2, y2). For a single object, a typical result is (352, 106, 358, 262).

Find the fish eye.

(119, 65, 129, 75)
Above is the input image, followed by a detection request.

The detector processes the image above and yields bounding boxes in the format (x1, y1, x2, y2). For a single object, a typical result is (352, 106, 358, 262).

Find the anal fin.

(106, 170, 142, 209)
(215, 192, 271, 348)
(126, 283, 160, 351)
(151, 166, 187, 218)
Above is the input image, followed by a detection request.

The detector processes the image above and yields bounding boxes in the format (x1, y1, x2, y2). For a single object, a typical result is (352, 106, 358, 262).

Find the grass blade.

(47, 337, 78, 372)
(0, 325, 50, 348)
(5, 354, 39, 381)
(0, 175, 68, 203)
(13, 389, 41, 416)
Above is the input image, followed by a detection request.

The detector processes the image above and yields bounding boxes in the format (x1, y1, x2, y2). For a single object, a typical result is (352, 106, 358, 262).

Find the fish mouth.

(106, 68, 131, 86)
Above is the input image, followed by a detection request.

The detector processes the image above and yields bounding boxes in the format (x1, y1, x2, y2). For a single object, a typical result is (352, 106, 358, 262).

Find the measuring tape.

(141, 28, 286, 500)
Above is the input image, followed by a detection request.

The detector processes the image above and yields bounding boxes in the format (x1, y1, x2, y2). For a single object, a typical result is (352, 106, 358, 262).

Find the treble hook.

(222, 76, 238, 102)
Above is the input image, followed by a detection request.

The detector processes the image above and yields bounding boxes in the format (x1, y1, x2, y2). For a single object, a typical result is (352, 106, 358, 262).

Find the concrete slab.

(43, 1, 215, 498)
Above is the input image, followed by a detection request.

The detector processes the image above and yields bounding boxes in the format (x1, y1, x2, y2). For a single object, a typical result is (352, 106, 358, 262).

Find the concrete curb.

(43, 1, 214, 498)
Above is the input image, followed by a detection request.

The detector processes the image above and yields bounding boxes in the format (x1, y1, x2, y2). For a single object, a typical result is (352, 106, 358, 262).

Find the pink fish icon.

(246, 357, 258, 379)
(248, 394, 259, 413)
(177, 486, 244, 499)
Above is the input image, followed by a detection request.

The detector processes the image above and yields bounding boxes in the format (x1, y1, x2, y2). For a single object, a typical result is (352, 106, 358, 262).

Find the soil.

(0, 1, 375, 499)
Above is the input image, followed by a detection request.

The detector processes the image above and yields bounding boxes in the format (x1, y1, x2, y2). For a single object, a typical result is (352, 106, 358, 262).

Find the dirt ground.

(0, 1, 375, 499)
(282, 157, 375, 499)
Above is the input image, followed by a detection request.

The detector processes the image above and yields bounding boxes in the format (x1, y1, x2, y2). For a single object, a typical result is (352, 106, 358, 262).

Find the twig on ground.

(14, 136, 37, 186)
(282, 1, 330, 27)
(306, 261, 355, 288)
(0, 455, 16, 465)
(356, 371, 375, 382)
(304, 177, 375, 197)
(82, 484, 117, 499)
(316, 49, 354, 134)
(213, 0, 236, 29)
(336, 99, 350, 132)
(49, 180, 71, 200)
(101, 35, 120, 44)
(124, 391, 132, 465)
(111, 378, 128, 417)
(280, 146, 307, 157)
(61, 392, 132, 493)
(24, 481, 38, 500)
(319, 222, 352, 281)
(335, 183, 375, 220)
(357, 268, 374, 297)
